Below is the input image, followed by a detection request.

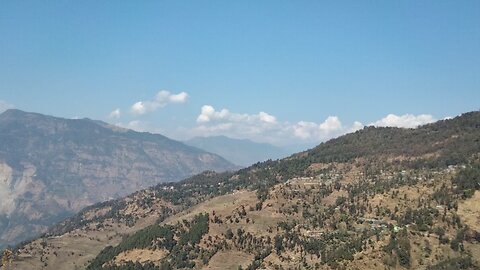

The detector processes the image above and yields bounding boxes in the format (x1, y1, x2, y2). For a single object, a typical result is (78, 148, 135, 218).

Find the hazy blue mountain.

(0, 109, 235, 248)
(185, 135, 290, 166)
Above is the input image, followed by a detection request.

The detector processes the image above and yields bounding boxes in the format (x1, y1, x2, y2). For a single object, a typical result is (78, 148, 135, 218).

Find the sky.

(1, 1, 479, 146)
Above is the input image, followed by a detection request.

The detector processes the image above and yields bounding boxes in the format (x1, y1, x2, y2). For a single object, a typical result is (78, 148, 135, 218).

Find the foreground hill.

(6, 111, 480, 270)
(0, 109, 235, 248)
(185, 136, 290, 167)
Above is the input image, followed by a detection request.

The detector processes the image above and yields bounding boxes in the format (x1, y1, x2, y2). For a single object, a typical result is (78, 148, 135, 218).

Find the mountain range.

(5, 110, 480, 270)
(0, 109, 236, 249)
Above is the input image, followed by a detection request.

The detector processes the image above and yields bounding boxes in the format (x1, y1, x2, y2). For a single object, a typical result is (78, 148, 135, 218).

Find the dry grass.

(11, 199, 170, 270)
(114, 248, 167, 265)
(458, 191, 480, 232)
(164, 190, 257, 225)
(203, 250, 253, 270)
(13, 229, 122, 270)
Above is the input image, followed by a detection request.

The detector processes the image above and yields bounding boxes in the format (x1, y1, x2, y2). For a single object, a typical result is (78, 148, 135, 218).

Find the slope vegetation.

(6, 111, 480, 270)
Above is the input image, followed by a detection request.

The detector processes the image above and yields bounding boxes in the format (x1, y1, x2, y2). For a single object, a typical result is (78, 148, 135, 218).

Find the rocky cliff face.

(0, 109, 235, 248)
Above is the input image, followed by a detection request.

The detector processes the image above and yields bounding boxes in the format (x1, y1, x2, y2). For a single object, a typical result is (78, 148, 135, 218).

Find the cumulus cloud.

(292, 121, 319, 139)
(131, 90, 189, 115)
(196, 105, 277, 125)
(369, 113, 436, 128)
(292, 116, 344, 140)
(108, 108, 121, 119)
(0, 100, 14, 113)
(196, 105, 223, 123)
(131, 102, 147, 115)
(259, 112, 277, 124)
(193, 105, 286, 143)
(169, 92, 189, 103)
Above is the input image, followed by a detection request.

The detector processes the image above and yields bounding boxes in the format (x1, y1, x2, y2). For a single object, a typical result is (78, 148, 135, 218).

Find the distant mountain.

(185, 136, 290, 166)
(0, 109, 235, 248)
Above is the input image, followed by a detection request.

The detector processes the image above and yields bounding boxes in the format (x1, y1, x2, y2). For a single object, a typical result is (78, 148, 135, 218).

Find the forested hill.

(305, 111, 480, 165)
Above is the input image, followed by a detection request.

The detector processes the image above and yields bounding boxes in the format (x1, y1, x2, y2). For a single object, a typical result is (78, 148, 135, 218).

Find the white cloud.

(108, 108, 121, 119)
(293, 121, 319, 139)
(369, 113, 436, 128)
(131, 102, 146, 115)
(292, 116, 344, 140)
(349, 121, 364, 132)
(0, 100, 14, 113)
(131, 90, 189, 115)
(169, 92, 189, 103)
(196, 105, 216, 123)
(259, 111, 277, 124)
(193, 105, 286, 144)
(320, 116, 342, 132)
(196, 105, 277, 125)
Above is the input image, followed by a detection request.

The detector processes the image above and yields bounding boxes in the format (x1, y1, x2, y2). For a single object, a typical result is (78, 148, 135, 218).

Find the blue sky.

(1, 1, 479, 146)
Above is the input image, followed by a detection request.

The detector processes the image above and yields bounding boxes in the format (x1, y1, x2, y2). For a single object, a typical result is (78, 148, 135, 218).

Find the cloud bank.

(192, 105, 357, 145)
(108, 92, 437, 146)
(191, 106, 437, 145)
